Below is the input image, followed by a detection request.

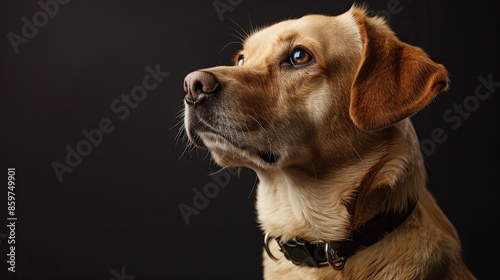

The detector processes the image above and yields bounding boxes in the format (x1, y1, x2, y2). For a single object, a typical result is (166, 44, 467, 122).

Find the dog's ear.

(349, 11, 449, 130)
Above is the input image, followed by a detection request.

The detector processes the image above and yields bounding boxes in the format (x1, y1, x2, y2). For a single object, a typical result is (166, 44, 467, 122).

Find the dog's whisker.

(349, 142, 365, 167)
(200, 149, 210, 161)
(175, 127, 188, 148)
(170, 119, 184, 132)
(174, 126, 183, 145)
(227, 33, 245, 43)
(246, 11, 256, 35)
(246, 112, 275, 152)
(208, 167, 228, 176)
(254, 109, 285, 152)
(309, 160, 320, 188)
(248, 108, 285, 163)
(219, 116, 232, 163)
(223, 26, 246, 42)
(174, 107, 186, 118)
(219, 40, 243, 56)
(248, 174, 259, 199)
(235, 111, 251, 136)
(177, 140, 193, 160)
(226, 16, 251, 39)
(222, 22, 248, 46)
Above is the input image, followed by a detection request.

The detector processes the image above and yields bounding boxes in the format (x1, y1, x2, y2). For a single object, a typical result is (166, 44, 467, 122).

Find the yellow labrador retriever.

(182, 5, 476, 280)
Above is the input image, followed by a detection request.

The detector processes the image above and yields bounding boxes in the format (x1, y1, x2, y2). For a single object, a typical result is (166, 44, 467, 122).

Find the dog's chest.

(255, 174, 352, 241)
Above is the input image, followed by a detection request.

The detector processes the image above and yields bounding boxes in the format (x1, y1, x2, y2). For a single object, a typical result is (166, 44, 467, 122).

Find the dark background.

(1, 0, 498, 279)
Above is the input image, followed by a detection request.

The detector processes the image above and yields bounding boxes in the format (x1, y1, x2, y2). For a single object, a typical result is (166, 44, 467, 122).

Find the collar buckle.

(264, 235, 351, 270)
(264, 233, 329, 267)
(264, 232, 279, 261)
(325, 241, 346, 270)
(280, 238, 324, 267)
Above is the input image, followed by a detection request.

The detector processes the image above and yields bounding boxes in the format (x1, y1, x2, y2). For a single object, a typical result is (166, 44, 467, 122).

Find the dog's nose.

(183, 71, 219, 105)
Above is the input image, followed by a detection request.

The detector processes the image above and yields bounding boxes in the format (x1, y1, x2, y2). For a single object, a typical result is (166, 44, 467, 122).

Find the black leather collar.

(264, 201, 417, 270)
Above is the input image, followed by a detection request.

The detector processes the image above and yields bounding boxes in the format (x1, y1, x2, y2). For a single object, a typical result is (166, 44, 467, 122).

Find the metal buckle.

(281, 239, 315, 266)
(325, 242, 346, 270)
(265, 233, 346, 269)
(264, 232, 279, 261)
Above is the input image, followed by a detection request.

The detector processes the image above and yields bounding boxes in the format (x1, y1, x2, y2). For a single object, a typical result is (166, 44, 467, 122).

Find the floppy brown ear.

(349, 12, 449, 130)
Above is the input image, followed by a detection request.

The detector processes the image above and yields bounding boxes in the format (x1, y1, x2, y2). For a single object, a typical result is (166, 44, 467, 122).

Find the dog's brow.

(244, 31, 302, 61)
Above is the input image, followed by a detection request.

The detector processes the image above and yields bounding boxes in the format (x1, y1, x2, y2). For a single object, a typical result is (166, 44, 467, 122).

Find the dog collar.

(264, 201, 417, 270)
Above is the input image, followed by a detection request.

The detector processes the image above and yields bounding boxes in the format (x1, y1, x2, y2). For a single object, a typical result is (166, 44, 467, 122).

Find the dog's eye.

(290, 49, 312, 65)
(237, 55, 244, 66)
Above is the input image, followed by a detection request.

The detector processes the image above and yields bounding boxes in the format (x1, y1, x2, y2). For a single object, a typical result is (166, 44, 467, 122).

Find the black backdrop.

(1, 0, 498, 279)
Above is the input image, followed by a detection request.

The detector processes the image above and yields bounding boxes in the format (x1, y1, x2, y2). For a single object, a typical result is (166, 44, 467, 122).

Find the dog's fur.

(183, 5, 476, 279)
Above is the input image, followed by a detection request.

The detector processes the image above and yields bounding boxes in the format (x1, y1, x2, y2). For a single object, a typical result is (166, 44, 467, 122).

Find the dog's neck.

(255, 120, 425, 242)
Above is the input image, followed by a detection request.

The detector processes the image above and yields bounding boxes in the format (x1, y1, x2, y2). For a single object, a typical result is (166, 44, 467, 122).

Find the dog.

(182, 5, 476, 279)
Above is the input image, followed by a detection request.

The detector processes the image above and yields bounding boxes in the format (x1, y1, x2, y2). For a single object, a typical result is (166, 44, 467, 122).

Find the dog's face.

(183, 7, 448, 173)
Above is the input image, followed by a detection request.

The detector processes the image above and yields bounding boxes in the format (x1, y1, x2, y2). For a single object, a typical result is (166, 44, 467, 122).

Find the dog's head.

(182, 6, 448, 173)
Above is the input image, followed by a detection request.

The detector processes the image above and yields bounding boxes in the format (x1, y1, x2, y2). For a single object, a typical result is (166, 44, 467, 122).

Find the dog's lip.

(257, 151, 280, 164)
(194, 130, 280, 165)
(187, 111, 281, 165)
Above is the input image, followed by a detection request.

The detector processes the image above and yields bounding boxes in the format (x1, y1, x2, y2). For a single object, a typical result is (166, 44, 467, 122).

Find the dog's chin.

(194, 131, 281, 169)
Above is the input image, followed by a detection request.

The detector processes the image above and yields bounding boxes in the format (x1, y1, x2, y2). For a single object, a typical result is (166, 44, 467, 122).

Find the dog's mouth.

(190, 127, 281, 166)
(257, 151, 280, 164)
(185, 106, 282, 167)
